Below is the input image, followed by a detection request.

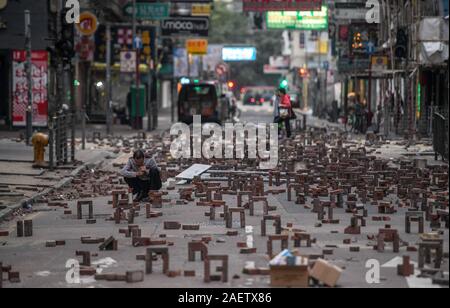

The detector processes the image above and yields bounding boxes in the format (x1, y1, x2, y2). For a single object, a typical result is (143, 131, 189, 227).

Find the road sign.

(371, 55, 388, 72)
(123, 3, 170, 20)
(186, 39, 208, 55)
(76, 12, 98, 36)
(120, 51, 137, 73)
(215, 63, 228, 76)
(118, 28, 133, 45)
(264, 65, 288, 75)
(366, 41, 376, 55)
(134, 36, 143, 50)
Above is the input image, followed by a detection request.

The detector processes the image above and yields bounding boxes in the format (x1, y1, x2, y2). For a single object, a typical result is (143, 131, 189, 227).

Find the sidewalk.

(0, 107, 175, 140)
(0, 108, 175, 220)
(300, 112, 447, 167)
(0, 140, 115, 221)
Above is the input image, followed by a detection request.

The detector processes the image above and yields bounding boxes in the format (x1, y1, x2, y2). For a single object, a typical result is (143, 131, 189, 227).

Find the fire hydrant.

(31, 133, 49, 168)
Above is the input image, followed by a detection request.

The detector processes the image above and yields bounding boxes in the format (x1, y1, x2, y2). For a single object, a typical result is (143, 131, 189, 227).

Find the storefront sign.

(12, 50, 48, 127)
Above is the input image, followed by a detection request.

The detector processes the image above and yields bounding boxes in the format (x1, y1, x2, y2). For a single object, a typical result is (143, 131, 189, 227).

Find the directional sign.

(123, 3, 170, 20)
(134, 36, 143, 50)
(366, 41, 376, 55)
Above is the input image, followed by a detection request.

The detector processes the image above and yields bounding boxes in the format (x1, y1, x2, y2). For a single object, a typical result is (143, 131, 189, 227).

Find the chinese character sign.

(12, 50, 48, 127)
(186, 39, 208, 55)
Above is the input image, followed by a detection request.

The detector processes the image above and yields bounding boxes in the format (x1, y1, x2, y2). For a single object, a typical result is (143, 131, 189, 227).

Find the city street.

(0, 0, 448, 291)
(0, 102, 448, 288)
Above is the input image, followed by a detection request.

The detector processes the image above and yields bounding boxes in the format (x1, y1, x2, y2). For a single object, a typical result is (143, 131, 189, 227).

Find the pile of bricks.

(2, 129, 447, 289)
(0, 263, 20, 287)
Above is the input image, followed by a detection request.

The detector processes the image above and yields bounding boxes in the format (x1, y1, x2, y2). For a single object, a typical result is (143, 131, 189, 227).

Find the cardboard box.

(310, 259, 342, 287)
(270, 265, 309, 288)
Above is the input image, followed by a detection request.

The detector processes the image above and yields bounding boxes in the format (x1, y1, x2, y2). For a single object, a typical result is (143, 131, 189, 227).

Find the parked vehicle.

(178, 81, 223, 125)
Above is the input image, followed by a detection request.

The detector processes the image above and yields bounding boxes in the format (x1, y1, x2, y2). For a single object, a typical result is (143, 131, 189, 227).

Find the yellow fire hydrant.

(31, 133, 49, 168)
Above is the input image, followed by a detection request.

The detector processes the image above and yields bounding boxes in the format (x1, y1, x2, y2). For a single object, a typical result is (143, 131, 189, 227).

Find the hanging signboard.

(12, 50, 48, 127)
(161, 18, 209, 37)
(192, 3, 212, 16)
(243, 0, 322, 12)
(186, 39, 208, 55)
(222, 47, 257, 61)
(266, 6, 328, 30)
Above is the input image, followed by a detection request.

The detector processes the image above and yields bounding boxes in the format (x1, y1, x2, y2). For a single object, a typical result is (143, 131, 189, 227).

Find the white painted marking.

(35, 271, 51, 277)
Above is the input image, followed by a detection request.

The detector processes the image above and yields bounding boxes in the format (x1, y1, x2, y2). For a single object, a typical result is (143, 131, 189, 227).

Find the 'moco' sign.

(161, 18, 209, 37)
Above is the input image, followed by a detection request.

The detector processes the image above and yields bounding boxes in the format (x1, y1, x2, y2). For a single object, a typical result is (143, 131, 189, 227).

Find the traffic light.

(280, 79, 288, 89)
(161, 38, 174, 65)
(253, 13, 264, 30)
(56, 9, 75, 63)
(227, 81, 236, 89)
(395, 28, 408, 59)
(352, 32, 364, 50)
(299, 68, 308, 78)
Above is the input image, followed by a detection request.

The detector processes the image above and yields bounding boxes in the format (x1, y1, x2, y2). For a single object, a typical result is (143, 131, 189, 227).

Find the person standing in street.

(276, 88, 293, 138)
(376, 103, 383, 134)
(332, 100, 339, 123)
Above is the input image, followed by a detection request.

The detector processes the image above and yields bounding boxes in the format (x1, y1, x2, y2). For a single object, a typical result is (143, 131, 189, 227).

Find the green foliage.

(209, 2, 283, 87)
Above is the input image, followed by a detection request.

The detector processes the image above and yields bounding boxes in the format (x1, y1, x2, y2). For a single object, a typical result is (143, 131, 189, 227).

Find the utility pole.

(24, 10, 33, 146)
(132, 0, 141, 130)
(82, 62, 88, 150)
(147, 29, 158, 132)
(106, 24, 112, 135)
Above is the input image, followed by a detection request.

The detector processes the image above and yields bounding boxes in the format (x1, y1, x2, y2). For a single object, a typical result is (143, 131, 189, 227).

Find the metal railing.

(49, 112, 76, 170)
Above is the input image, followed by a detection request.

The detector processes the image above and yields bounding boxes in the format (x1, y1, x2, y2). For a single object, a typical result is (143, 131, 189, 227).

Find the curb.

(0, 155, 108, 223)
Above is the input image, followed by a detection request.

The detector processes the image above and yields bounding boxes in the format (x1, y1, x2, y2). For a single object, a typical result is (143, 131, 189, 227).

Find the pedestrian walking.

(274, 88, 294, 138)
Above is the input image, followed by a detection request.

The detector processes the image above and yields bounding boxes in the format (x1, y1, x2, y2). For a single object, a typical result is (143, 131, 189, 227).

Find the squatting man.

(120, 150, 162, 202)
(170, 115, 279, 170)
